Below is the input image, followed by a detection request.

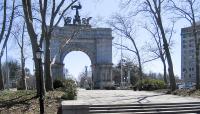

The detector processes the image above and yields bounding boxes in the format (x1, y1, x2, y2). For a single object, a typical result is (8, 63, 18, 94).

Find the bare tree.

(0, 0, 16, 90)
(21, 0, 44, 94)
(40, 0, 78, 91)
(0, 0, 6, 90)
(123, 0, 176, 91)
(145, 0, 176, 91)
(13, 22, 27, 90)
(144, 26, 168, 84)
(143, 20, 175, 84)
(21, 0, 78, 93)
(169, 0, 200, 89)
(109, 14, 143, 81)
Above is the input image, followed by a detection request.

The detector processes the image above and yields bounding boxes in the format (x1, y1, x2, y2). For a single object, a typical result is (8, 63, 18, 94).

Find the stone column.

(93, 64, 113, 89)
(51, 63, 65, 80)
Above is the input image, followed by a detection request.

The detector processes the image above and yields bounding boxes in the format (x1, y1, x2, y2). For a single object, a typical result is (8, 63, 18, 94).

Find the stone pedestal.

(51, 63, 64, 80)
(92, 64, 113, 89)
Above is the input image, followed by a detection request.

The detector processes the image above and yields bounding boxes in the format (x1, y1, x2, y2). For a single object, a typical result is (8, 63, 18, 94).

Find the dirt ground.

(0, 90, 65, 114)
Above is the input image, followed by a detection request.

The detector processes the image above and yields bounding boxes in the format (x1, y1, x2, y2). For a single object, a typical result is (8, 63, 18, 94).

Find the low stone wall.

(62, 101, 89, 114)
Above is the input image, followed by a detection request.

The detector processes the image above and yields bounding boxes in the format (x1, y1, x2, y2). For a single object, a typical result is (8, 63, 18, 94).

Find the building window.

(182, 34, 186, 38)
(189, 39, 194, 42)
(189, 67, 194, 71)
(192, 67, 194, 71)
(182, 68, 186, 72)
(188, 33, 193, 37)
(189, 74, 192, 78)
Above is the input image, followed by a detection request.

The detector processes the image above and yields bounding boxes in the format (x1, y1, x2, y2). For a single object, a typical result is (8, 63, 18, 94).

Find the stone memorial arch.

(50, 24, 113, 89)
(49, 2, 113, 89)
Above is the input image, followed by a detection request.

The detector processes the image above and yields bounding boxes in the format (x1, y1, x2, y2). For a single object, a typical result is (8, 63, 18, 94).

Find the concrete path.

(77, 89, 200, 105)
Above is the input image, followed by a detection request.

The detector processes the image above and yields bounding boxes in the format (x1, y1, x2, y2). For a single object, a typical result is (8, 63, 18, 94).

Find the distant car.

(178, 84, 185, 89)
(178, 82, 195, 89)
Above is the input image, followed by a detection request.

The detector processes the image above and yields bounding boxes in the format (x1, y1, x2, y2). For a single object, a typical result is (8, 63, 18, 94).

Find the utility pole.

(120, 37, 123, 88)
(127, 66, 130, 85)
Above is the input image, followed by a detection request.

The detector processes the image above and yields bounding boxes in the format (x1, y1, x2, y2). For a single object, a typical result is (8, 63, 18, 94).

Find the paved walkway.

(77, 89, 200, 105)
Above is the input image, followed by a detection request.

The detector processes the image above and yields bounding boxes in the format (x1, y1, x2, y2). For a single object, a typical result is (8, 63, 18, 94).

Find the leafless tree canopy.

(116, 0, 177, 91)
(109, 14, 143, 81)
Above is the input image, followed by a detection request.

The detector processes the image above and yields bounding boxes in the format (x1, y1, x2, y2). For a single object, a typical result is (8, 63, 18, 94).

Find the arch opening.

(63, 51, 92, 81)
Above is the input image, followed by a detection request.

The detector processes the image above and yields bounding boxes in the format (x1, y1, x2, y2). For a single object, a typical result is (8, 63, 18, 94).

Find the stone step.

(90, 105, 200, 110)
(90, 107, 200, 113)
(90, 103, 200, 109)
(90, 109, 200, 114)
(89, 102, 200, 113)
(90, 108, 200, 113)
(90, 102, 200, 107)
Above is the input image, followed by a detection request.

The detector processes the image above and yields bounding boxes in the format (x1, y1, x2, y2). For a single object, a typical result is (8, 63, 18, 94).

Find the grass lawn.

(0, 90, 65, 114)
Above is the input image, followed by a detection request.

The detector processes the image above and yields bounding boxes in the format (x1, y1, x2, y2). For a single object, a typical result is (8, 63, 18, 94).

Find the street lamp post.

(120, 35, 123, 88)
(36, 48, 44, 114)
(127, 66, 130, 85)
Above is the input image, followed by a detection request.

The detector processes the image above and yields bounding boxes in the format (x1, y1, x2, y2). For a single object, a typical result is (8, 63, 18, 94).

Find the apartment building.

(181, 23, 200, 84)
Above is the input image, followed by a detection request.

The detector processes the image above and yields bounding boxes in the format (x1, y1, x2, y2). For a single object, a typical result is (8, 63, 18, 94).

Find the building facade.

(181, 24, 200, 84)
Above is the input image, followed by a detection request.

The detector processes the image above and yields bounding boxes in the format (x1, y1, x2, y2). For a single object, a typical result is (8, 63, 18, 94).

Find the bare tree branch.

(142, 56, 160, 64)
(109, 13, 143, 81)
(113, 43, 137, 54)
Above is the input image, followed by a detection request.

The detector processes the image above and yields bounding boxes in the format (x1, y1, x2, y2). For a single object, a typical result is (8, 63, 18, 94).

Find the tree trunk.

(138, 55, 143, 81)
(163, 61, 167, 84)
(0, 0, 7, 89)
(152, 4, 176, 91)
(159, 24, 176, 91)
(0, 0, 15, 90)
(44, 37, 53, 91)
(130, 38, 143, 81)
(145, 0, 176, 91)
(20, 50, 26, 90)
(0, 0, 7, 42)
(160, 54, 167, 84)
(21, 0, 43, 95)
(20, 22, 27, 90)
(0, 57, 4, 90)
